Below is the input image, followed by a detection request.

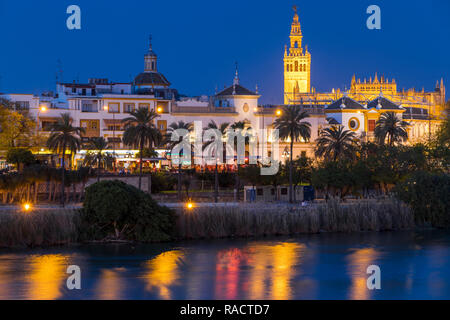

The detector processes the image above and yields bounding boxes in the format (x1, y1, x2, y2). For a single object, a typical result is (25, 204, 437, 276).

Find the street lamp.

(276, 109, 282, 116)
(156, 106, 163, 113)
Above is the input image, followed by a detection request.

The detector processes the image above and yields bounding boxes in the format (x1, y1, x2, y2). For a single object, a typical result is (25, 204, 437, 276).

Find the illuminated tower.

(284, 5, 311, 104)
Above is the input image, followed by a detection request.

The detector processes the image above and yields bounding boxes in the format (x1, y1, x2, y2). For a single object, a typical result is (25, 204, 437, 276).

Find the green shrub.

(6, 148, 36, 169)
(394, 171, 450, 227)
(81, 180, 176, 241)
(151, 171, 177, 193)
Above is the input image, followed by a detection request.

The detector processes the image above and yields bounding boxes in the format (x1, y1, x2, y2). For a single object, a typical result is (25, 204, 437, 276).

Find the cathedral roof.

(134, 72, 170, 86)
(216, 84, 258, 97)
(326, 96, 364, 110)
(366, 96, 402, 110)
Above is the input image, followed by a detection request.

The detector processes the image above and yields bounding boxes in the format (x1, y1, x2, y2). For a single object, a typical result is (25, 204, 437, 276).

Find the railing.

(81, 106, 98, 112)
(171, 105, 236, 114)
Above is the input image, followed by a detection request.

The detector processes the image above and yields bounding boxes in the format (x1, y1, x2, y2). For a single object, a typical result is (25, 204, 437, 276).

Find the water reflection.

(95, 268, 127, 300)
(141, 250, 185, 299)
(347, 248, 380, 300)
(0, 255, 17, 299)
(25, 254, 69, 300)
(214, 242, 303, 300)
(215, 248, 248, 299)
(1, 231, 450, 299)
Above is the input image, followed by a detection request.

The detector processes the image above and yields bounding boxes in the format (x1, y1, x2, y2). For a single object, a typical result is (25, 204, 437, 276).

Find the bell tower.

(144, 35, 157, 72)
(284, 6, 311, 104)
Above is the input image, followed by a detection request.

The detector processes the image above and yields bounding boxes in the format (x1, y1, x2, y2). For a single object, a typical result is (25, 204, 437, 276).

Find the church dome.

(134, 35, 170, 87)
(134, 72, 170, 86)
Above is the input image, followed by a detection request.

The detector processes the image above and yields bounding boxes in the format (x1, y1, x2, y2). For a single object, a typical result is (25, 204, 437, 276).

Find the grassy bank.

(175, 200, 414, 239)
(0, 200, 414, 247)
(0, 209, 79, 247)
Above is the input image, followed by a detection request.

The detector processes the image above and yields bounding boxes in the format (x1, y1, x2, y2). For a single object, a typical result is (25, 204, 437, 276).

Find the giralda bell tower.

(284, 5, 311, 104)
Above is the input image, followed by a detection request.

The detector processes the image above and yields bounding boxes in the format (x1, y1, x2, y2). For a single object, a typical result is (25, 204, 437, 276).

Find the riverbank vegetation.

(0, 198, 414, 247)
(0, 209, 78, 247)
(175, 200, 413, 239)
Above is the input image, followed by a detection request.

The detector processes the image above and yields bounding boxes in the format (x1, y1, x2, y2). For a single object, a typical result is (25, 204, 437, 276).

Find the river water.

(0, 230, 450, 300)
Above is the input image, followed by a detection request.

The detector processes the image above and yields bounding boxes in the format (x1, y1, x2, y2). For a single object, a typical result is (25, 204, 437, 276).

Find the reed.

(175, 199, 414, 239)
(0, 208, 79, 247)
(0, 199, 415, 247)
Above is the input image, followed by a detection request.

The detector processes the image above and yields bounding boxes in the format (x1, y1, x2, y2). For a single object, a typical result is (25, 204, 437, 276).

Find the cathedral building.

(282, 6, 446, 145)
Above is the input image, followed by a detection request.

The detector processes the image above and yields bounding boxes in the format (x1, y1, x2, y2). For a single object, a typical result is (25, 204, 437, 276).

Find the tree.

(315, 125, 357, 161)
(203, 120, 230, 203)
(165, 120, 193, 201)
(83, 137, 113, 182)
(435, 101, 450, 147)
(274, 105, 311, 203)
(122, 108, 161, 190)
(0, 104, 36, 149)
(311, 160, 354, 200)
(286, 156, 312, 201)
(374, 112, 409, 146)
(6, 148, 36, 171)
(47, 113, 85, 207)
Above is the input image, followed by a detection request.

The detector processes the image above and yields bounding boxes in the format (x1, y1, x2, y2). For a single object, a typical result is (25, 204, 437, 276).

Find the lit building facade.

(1, 7, 446, 167)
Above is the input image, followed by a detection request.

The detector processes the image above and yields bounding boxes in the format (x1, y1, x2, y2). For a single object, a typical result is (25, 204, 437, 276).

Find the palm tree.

(374, 112, 409, 146)
(315, 125, 357, 162)
(122, 108, 161, 190)
(274, 105, 311, 203)
(230, 120, 251, 201)
(83, 137, 113, 182)
(203, 120, 230, 203)
(165, 121, 193, 201)
(47, 113, 85, 207)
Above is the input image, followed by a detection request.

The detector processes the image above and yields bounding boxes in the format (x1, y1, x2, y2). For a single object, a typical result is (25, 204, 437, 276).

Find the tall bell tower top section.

(288, 5, 303, 56)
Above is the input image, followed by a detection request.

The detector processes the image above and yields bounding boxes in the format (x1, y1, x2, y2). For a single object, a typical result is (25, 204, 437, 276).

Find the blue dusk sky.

(0, 0, 449, 104)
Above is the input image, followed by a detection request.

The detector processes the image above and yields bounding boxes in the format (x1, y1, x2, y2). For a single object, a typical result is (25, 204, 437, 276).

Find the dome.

(134, 72, 170, 87)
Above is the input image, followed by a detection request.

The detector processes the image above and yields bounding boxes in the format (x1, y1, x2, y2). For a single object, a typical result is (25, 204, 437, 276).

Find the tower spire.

(233, 61, 240, 85)
(288, 5, 302, 53)
(144, 35, 157, 72)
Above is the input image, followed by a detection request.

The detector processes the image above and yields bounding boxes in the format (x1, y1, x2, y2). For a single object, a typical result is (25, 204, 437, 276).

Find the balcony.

(81, 106, 98, 113)
(171, 105, 237, 114)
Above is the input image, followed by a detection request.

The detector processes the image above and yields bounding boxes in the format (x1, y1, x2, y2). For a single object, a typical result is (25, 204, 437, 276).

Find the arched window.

(295, 61, 298, 72)
(286, 64, 289, 72)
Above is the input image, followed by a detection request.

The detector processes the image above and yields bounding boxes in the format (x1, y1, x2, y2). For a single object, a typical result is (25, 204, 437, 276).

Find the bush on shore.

(394, 171, 450, 228)
(80, 180, 176, 242)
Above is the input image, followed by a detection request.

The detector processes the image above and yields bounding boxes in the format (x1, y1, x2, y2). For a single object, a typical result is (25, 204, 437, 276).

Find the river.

(0, 230, 449, 300)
